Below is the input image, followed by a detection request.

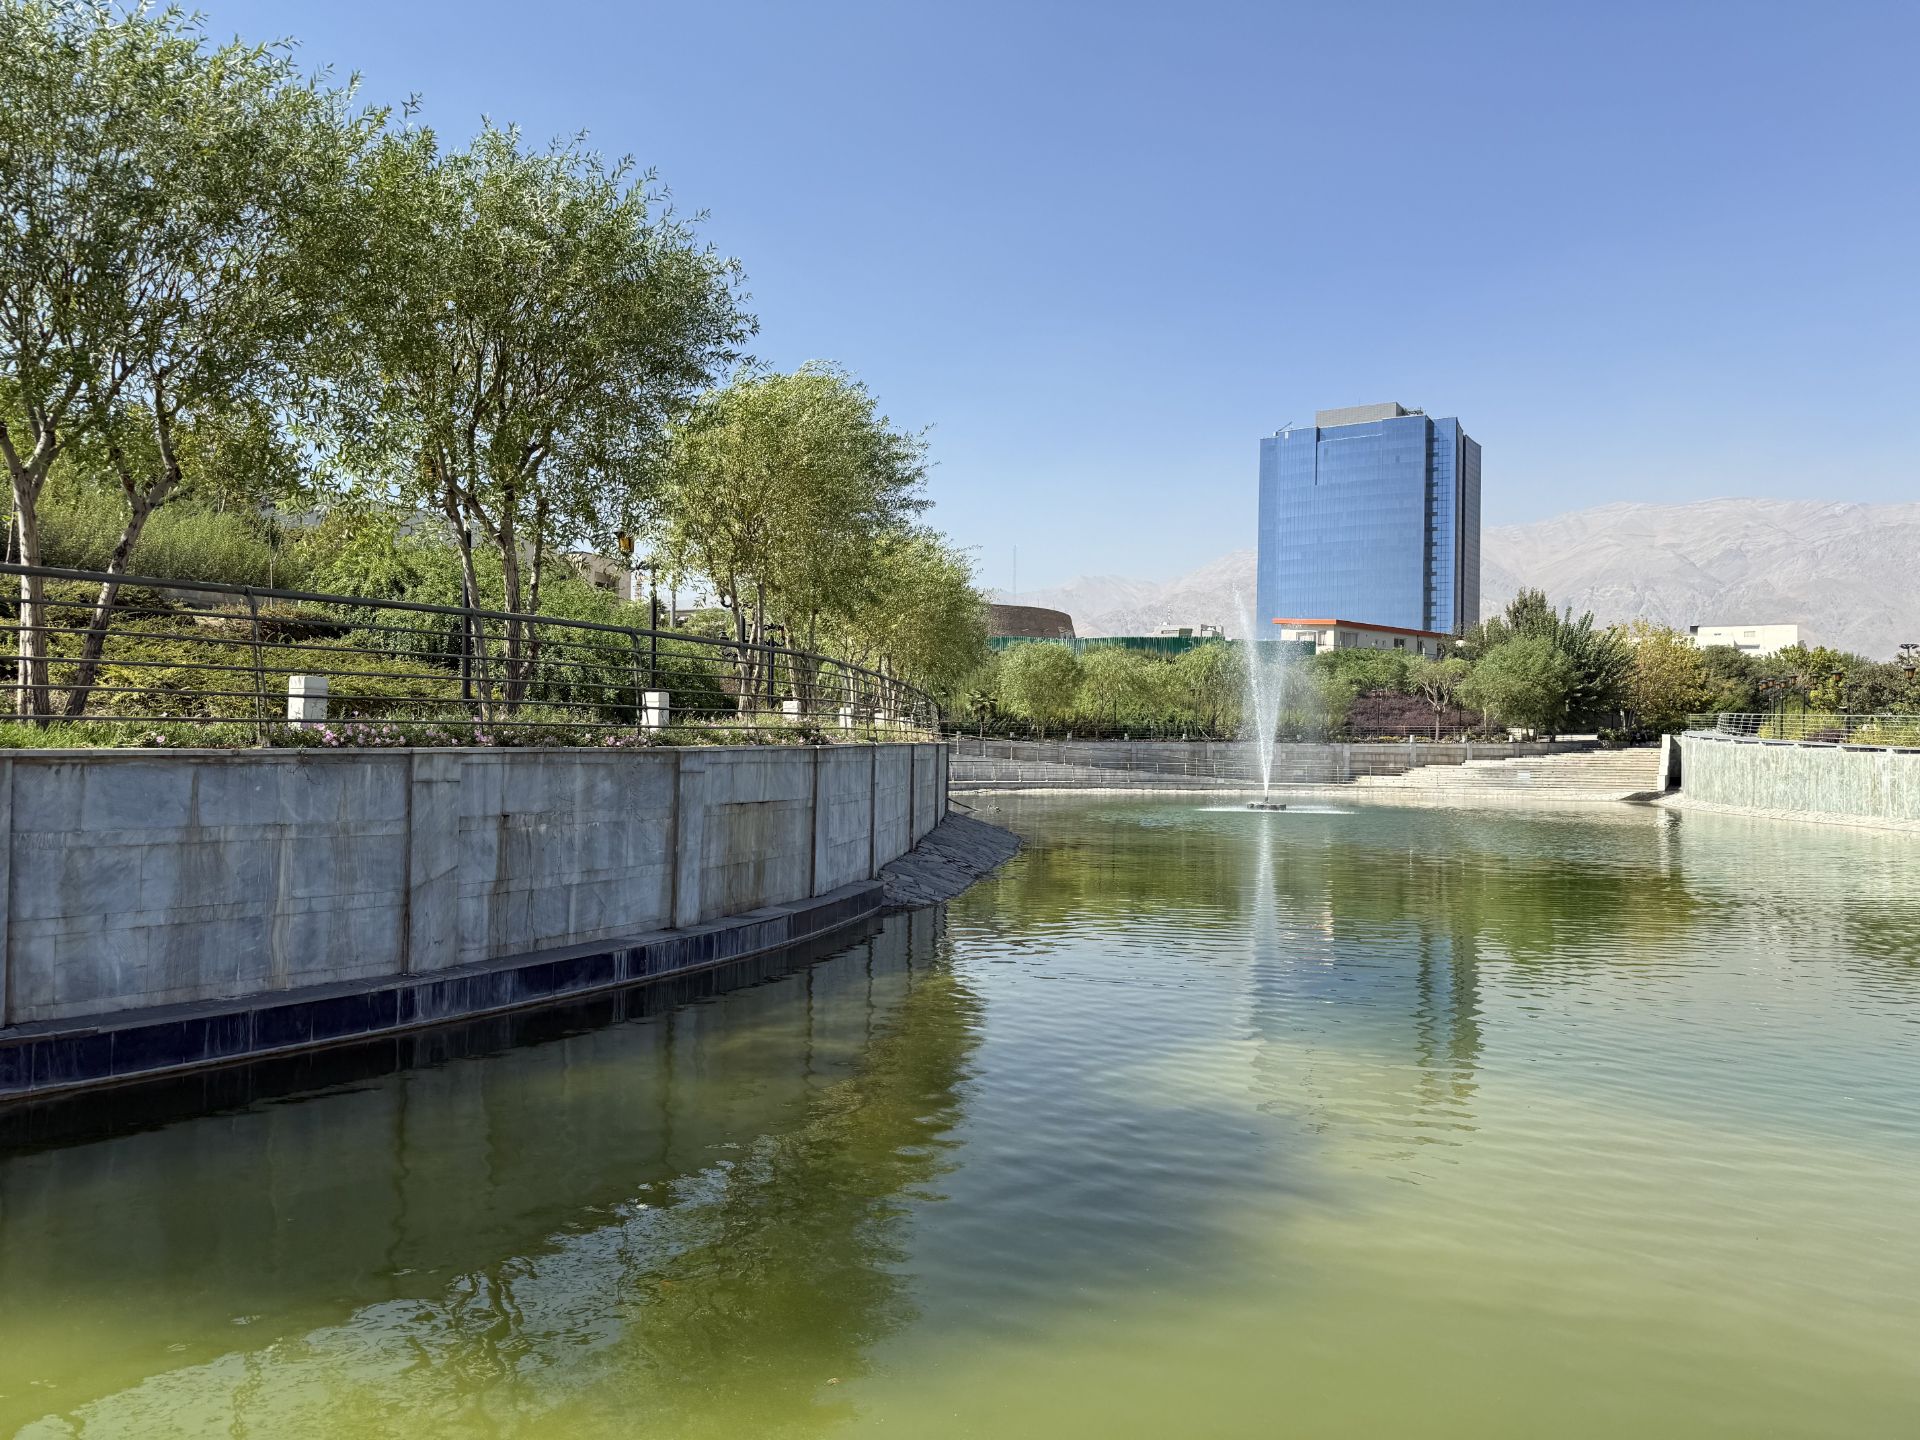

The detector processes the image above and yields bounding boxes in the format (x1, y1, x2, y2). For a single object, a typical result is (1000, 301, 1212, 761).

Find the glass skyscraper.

(1256, 402, 1481, 635)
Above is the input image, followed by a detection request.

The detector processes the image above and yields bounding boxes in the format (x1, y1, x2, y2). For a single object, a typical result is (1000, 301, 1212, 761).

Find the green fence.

(988, 635, 1315, 661)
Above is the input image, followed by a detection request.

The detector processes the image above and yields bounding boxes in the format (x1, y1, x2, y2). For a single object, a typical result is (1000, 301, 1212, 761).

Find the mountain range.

(990, 499, 1920, 659)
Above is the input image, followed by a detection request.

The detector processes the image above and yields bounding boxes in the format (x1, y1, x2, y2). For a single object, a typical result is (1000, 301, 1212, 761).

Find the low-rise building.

(565, 552, 638, 603)
(1687, 622, 1804, 656)
(1270, 617, 1455, 659)
(1152, 623, 1225, 639)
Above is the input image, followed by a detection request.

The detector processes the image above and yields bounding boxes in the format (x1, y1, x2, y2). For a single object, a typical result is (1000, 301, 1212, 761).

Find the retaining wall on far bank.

(0, 742, 946, 1038)
(1678, 732, 1920, 828)
(950, 736, 1592, 791)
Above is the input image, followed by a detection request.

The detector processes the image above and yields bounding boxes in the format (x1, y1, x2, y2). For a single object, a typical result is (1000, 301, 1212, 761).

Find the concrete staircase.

(1350, 746, 1665, 802)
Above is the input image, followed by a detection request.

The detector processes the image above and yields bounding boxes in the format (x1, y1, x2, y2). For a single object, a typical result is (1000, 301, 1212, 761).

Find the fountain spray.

(1236, 594, 1292, 810)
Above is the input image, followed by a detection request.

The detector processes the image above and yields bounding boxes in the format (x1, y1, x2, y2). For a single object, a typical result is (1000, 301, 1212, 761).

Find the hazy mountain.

(992, 499, 1920, 658)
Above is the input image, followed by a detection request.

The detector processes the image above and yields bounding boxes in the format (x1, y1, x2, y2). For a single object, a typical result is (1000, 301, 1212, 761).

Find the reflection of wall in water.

(0, 908, 980, 1433)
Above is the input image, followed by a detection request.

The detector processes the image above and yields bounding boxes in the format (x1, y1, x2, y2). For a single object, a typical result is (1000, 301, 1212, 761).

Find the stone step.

(1350, 748, 1660, 797)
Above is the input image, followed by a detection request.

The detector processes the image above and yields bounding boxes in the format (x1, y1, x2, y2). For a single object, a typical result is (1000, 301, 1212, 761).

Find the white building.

(1152, 623, 1225, 639)
(1270, 617, 1455, 659)
(1687, 623, 1804, 657)
(565, 552, 639, 603)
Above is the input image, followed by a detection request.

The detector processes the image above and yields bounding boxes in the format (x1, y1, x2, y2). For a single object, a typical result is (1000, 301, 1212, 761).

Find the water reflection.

(0, 911, 981, 1437)
(6, 796, 1920, 1439)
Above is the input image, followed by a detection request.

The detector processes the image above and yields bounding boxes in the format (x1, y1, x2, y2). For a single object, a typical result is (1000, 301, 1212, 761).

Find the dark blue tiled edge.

(0, 881, 884, 1103)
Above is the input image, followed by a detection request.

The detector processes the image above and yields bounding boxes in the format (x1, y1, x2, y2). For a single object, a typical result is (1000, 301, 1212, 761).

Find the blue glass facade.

(1256, 406, 1481, 634)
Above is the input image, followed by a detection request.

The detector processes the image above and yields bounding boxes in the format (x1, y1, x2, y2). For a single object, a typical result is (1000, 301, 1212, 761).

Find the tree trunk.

(442, 486, 492, 724)
(526, 499, 546, 703)
(731, 600, 753, 715)
(498, 527, 525, 712)
(61, 490, 162, 719)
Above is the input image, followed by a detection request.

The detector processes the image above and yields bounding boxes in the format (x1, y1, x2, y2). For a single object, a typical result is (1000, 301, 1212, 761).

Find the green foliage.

(0, 4, 967, 744)
(1313, 646, 1418, 695)
(40, 482, 304, 589)
(1460, 635, 1580, 734)
(1697, 644, 1762, 713)
(1841, 661, 1920, 714)
(290, 507, 468, 605)
(658, 365, 928, 635)
(1624, 620, 1714, 733)
(1077, 647, 1169, 725)
(680, 607, 736, 640)
(1466, 588, 1630, 730)
(1171, 642, 1244, 735)
(995, 643, 1083, 734)
(340, 120, 752, 617)
(1850, 718, 1920, 746)
(950, 651, 1003, 727)
(832, 530, 988, 699)
(0, 0, 386, 711)
(1758, 645, 1857, 712)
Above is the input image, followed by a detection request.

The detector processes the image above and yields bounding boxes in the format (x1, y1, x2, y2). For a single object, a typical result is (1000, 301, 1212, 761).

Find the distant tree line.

(962, 590, 1920, 741)
(0, 1, 986, 722)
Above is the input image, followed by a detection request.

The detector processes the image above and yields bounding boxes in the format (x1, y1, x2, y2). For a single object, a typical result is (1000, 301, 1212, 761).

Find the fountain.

(1236, 594, 1295, 810)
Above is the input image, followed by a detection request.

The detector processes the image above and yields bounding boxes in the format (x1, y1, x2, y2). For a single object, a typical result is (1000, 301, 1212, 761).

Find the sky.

(201, 0, 1920, 592)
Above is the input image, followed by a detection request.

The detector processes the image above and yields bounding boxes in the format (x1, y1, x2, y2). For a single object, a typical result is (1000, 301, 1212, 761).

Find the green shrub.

(40, 484, 302, 589)
(1849, 719, 1920, 747)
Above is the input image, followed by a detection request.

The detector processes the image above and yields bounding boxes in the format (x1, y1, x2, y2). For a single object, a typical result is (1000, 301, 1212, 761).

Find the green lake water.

(3, 795, 1919, 1437)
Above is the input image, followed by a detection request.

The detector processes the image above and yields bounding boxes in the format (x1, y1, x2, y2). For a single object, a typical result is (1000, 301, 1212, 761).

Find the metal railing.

(1698, 712, 1920, 747)
(0, 563, 940, 744)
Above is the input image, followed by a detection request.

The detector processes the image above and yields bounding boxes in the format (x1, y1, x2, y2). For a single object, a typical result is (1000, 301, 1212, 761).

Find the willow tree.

(1171, 641, 1243, 736)
(833, 530, 987, 701)
(656, 365, 927, 710)
(0, 1, 375, 715)
(343, 122, 750, 706)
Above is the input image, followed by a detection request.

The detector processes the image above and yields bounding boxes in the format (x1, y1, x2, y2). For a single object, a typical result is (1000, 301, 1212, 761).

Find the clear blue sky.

(204, 0, 1919, 591)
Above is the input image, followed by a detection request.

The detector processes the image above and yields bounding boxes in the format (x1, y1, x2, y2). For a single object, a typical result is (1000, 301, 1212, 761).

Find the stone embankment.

(949, 736, 1593, 792)
(880, 812, 1022, 908)
(0, 741, 953, 1102)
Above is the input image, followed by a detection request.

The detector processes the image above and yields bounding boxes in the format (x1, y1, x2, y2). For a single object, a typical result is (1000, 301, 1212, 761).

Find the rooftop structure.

(1270, 616, 1455, 659)
(1151, 623, 1225, 639)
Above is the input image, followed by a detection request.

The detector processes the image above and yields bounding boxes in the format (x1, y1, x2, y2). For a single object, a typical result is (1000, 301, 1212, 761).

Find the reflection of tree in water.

(589, 962, 981, 1435)
(962, 814, 1260, 937)
(19, 926, 983, 1440)
(972, 805, 1700, 973)
(1277, 818, 1700, 969)
(1238, 811, 1704, 1146)
(1240, 822, 1482, 1148)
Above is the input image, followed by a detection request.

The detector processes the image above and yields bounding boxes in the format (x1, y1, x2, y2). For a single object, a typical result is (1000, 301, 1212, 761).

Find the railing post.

(287, 675, 328, 728)
(629, 633, 647, 738)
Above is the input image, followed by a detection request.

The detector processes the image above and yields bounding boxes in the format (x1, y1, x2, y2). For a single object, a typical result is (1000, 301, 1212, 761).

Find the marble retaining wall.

(1679, 733, 1920, 827)
(0, 743, 946, 1031)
